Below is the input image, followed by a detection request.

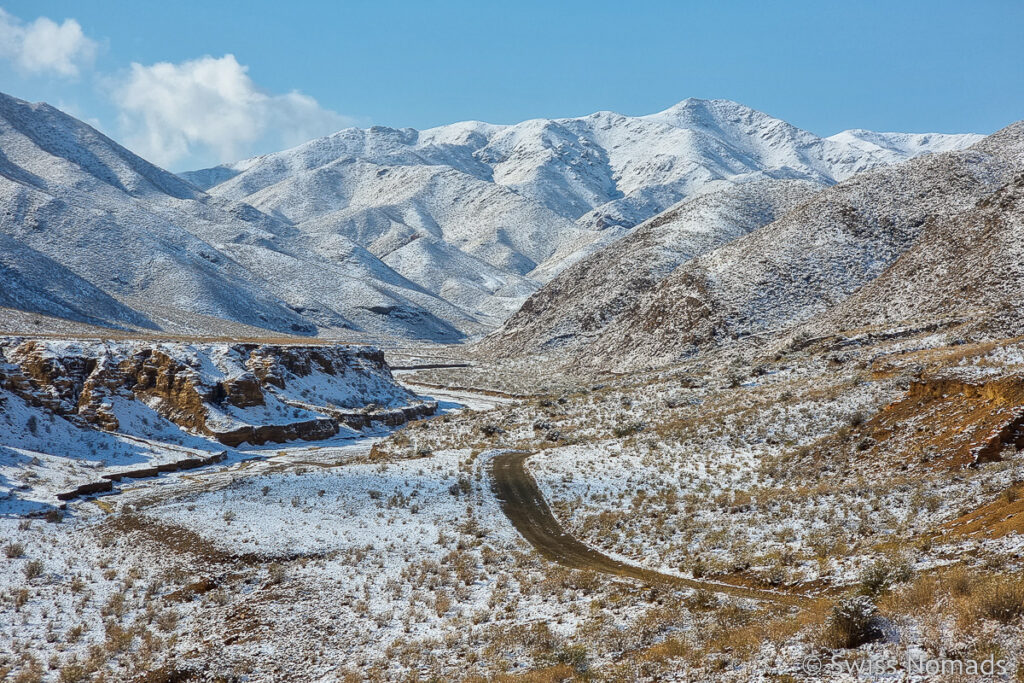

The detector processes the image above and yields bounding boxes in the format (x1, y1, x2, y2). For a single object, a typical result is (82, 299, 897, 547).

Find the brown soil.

(940, 485, 1024, 540)
(860, 373, 1024, 469)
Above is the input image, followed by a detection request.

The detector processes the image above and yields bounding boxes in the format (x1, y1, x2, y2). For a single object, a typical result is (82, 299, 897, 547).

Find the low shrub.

(267, 563, 286, 585)
(858, 557, 913, 596)
(23, 560, 44, 580)
(821, 596, 884, 649)
(966, 575, 1024, 624)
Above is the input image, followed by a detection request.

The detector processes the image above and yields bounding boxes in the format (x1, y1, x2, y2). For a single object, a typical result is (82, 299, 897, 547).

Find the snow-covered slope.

(796, 156, 1024, 343)
(826, 129, 986, 159)
(0, 91, 980, 341)
(194, 99, 981, 236)
(578, 122, 1024, 371)
(0, 92, 472, 341)
(478, 179, 823, 356)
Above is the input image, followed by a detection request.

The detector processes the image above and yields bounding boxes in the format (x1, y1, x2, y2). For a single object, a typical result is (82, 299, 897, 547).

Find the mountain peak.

(650, 97, 764, 119)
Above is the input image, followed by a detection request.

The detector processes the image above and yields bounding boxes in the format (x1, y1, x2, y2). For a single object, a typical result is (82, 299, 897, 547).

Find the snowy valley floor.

(4, 333, 1024, 681)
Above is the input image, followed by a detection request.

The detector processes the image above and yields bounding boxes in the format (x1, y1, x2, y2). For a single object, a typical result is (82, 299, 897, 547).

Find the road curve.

(490, 451, 815, 607)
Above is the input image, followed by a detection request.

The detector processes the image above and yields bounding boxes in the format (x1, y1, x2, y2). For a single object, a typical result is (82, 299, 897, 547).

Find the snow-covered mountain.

(0, 91, 475, 341)
(185, 99, 979, 335)
(477, 178, 823, 357)
(0, 92, 981, 340)
(190, 99, 982, 237)
(571, 122, 1024, 371)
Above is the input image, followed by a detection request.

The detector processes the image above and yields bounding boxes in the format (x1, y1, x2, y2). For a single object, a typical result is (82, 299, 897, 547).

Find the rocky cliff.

(0, 338, 436, 507)
(0, 339, 432, 446)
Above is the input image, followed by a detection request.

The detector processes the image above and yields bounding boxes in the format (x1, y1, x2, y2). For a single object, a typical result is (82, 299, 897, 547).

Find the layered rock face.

(858, 372, 1024, 469)
(0, 339, 433, 447)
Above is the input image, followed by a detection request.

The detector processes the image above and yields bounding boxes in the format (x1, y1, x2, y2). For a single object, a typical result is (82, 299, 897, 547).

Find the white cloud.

(0, 8, 97, 77)
(112, 54, 353, 169)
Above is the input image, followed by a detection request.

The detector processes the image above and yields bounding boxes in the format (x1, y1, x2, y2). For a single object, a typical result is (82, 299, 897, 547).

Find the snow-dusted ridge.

(0, 90, 979, 340)
(576, 121, 1024, 371)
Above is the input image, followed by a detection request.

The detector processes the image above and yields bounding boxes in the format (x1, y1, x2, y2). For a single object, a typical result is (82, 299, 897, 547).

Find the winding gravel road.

(490, 451, 815, 607)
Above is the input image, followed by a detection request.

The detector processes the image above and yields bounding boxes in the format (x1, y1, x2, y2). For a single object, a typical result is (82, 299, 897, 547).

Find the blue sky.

(2, 0, 1022, 170)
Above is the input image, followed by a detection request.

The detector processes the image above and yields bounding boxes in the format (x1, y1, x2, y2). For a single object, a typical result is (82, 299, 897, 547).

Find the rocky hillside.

(0, 338, 433, 507)
(576, 122, 1024, 371)
(478, 179, 822, 356)
(795, 169, 1024, 343)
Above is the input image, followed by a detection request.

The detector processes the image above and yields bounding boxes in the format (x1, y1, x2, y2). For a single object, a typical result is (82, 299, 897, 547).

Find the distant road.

(395, 379, 515, 412)
(389, 363, 472, 370)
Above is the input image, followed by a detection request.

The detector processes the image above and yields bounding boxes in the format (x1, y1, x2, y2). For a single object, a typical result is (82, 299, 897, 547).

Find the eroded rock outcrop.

(0, 339, 433, 447)
(859, 371, 1024, 469)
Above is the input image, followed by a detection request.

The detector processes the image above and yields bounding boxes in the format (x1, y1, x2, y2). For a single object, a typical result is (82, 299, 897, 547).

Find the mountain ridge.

(185, 98, 980, 324)
(0, 91, 982, 340)
(0, 91, 473, 341)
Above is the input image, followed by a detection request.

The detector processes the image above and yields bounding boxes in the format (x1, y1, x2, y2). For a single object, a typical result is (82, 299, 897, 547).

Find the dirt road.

(490, 451, 816, 607)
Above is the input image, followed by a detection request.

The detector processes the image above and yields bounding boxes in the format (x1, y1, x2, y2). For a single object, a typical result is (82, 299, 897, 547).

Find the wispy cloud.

(111, 54, 355, 169)
(0, 7, 97, 77)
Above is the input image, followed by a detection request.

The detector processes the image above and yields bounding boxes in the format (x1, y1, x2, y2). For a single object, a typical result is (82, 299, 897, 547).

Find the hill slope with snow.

(192, 99, 982, 237)
(576, 122, 1024, 371)
(477, 179, 823, 357)
(187, 99, 980, 336)
(0, 92, 474, 341)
